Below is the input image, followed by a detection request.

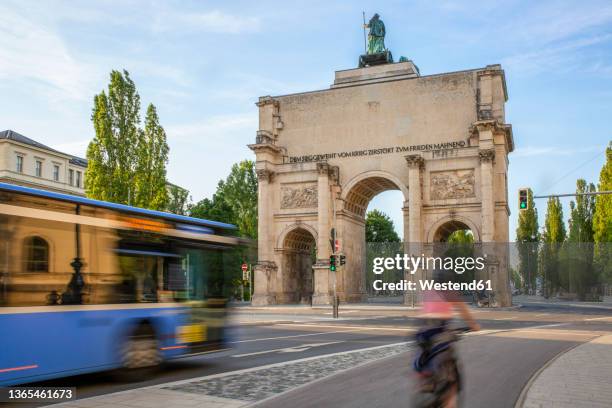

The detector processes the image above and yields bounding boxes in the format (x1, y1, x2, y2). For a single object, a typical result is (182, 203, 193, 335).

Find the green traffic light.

(520, 202, 527, 209)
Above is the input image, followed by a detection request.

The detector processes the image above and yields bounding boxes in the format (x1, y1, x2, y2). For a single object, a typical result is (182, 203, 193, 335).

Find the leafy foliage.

(516, 188, 539, 292)
(85, 70, 168, 210)
(539, 197, 565, 295)
(190, 160, 258, 238)
(365, 209, 400, 243)
(593, 143, 612, 243)
(166, 184, 191, 215)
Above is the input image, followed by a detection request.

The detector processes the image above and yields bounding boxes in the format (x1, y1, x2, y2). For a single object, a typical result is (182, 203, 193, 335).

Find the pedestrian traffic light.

(519, 188, 529, 211)
(329, 255, 336, 272)
(339, 254, 346, 266)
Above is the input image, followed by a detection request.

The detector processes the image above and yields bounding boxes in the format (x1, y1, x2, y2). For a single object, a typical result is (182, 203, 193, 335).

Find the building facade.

(0, 130, 87, 196)
(249, 61, 514, 307)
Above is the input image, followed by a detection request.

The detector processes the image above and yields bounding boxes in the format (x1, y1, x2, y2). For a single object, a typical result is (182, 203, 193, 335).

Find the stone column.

(405, 155, 424, 244)
(252, 169, 277, 306)
(479, 149, 495, 242)
(312, 162, 332, 305)
(402, 203, 413, 306)
(405, 155, 424, 305)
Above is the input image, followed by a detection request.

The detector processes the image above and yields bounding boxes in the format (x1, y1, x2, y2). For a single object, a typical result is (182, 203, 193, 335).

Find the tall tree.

(86, 70, 169, 210)
(593, 143, 612, 243)
(365, 209, 400, 242)
(593, 143, 612, 284)
(133, 104, 169, 210)
(86, 70, 140, 204)
(565, 179, 597, 299)
(540, 196, 566, 295)
(568, 179, 596, 243)
(222, 160, 258, 239)
(516, 188, 539, 293)
(190, 160, 258, 238)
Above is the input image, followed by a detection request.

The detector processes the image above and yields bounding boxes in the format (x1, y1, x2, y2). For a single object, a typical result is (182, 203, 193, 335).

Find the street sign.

(243, 270, 249, 281)
(241, 263, 248, 272)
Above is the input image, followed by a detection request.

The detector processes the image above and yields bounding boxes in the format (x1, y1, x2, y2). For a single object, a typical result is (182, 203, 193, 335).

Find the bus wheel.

(118, 324, 161, 381)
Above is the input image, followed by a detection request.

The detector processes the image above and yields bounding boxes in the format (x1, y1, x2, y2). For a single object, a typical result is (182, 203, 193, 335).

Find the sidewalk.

(520, 334, 612, 408)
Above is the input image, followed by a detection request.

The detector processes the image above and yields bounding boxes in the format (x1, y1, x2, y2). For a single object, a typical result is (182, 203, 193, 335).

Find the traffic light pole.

(332, 192, 338, 319)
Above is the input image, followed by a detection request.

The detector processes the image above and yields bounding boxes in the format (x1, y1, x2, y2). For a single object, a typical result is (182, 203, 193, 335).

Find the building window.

(24, 236, 49, 272)
(69, 169, 74, 186)
(35, 160, 42, 177)
(16, 156, 23, 173)
(76, 171, 82, 188)
(53, 165, 60, 181)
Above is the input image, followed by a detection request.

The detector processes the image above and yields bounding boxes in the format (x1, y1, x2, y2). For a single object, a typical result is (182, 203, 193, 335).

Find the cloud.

(0, 3, 98, 102)
(513, 145, 602, 158)
(152, 10, 261, 34)
(166, 113, 258, 145)
(502, 33, 612, 75)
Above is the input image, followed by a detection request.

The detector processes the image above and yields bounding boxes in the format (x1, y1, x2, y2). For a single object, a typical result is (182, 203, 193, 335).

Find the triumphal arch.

(249, 58, 514, 307)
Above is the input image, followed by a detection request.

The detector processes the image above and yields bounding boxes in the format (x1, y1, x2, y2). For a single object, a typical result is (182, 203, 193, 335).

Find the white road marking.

(228, 329, 360, 344)
(276, 323, 414, 332)
(495, 317, 517, 320)
(535, 313, 550, 317)
(231, 341, 342, 358)
(585, 316, 612, 321)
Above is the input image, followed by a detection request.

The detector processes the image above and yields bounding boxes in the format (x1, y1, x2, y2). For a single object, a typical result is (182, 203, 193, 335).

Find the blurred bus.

(0, 182, 242, 386)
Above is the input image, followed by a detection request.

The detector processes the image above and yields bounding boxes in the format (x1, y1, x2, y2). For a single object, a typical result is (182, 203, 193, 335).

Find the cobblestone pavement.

(165, 342, 410, 402)
(521, 334, 612, 408)
(50, 342, 410, 408)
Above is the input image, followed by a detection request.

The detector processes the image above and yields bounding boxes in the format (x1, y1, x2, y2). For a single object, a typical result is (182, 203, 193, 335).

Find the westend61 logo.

(371, 254, 492, 292)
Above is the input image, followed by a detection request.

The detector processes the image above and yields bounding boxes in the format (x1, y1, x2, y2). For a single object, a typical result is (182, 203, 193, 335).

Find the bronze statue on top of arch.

(359, 13, 393, 68)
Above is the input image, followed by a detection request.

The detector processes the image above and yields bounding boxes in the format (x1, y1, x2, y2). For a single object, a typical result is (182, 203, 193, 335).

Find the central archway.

(338, 172, 408, 303)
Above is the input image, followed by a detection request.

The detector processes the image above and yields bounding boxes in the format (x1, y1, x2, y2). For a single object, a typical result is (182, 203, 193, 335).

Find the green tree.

(564, 179, 597, 299)
(568, 179, 596, 243)
(86, 70, 140, 204)
(516, 188, 539, 293)
(593, 143, 612, 284)
(86, 70, 169, 210)
(133, 104, 169, 210)
(365, 209, 400, 242)
(166, 183, 191, 215)
(222, 160, 258, 239)
(190, 160, 258, 238)
(539, 197, 566, 295)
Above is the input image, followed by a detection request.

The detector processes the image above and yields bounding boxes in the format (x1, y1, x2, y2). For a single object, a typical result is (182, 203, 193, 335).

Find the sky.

(1, 0, 611, 240)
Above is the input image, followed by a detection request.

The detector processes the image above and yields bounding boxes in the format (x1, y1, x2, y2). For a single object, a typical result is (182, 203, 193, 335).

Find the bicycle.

(412, 325, 471, 408)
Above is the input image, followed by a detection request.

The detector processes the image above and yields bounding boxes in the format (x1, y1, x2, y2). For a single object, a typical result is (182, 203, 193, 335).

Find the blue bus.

(0, 182, 241, 386)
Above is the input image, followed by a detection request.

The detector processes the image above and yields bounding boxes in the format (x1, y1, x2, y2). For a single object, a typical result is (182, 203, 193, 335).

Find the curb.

(513, 341, 583, 408)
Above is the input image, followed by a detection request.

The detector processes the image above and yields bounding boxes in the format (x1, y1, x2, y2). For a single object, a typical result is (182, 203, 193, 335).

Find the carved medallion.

(430, 169, 475, 200)
(281, 183, 318, 209)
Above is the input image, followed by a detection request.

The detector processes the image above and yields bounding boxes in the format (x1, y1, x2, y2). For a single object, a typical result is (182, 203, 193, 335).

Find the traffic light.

(329, 255, 336, 272)
(339, 255, 346, 266)
(519, 188, 529, 211)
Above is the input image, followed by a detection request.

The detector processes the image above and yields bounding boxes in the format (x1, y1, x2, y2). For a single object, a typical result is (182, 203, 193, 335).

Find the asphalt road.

(15, 301, 612, 407)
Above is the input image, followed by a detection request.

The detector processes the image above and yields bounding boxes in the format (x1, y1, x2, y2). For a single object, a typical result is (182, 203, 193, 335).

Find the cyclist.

(413, 268, 480, 408)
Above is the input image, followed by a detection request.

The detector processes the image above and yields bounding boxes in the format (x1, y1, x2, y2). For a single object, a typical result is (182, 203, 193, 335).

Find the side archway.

(275, 223, 317, 304)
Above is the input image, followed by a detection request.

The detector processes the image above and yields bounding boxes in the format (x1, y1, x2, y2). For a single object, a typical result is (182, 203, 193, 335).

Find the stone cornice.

(256, 96, 280, 108)
(405, 154, 425, 169)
